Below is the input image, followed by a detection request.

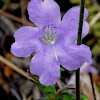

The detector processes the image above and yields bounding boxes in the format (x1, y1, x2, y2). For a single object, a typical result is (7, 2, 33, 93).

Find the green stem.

(30, 78, 60, 100)
(76, 0, 85, 100)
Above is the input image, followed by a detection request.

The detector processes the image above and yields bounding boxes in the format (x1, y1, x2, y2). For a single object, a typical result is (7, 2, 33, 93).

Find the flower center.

(41, 26, 57, 45)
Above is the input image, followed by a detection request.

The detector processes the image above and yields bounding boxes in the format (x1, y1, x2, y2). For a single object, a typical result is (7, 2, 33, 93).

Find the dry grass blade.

(0, 55, 35, 82)
(0, 10, 36, 27)
(89, 11, 100, 29)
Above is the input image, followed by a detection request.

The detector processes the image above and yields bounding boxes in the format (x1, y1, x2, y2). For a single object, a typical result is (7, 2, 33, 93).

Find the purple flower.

(11, 0, 91, 86)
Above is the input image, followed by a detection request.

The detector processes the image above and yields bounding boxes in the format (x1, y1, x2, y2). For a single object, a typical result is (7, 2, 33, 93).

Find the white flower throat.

(41, 26, 57, 45)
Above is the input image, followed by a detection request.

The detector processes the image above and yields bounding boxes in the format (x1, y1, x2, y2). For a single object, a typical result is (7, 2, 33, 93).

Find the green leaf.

(60, 67, 65, 72)
(44, 86, 55, 94)
(35, 81, 60, 100)
(80, 95, 88, 100)
(61, 93, 75, 100)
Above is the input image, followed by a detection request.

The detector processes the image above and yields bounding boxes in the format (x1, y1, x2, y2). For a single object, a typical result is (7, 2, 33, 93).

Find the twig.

(57, 80, 63, 88)
(0, 15, 17, 34)
(22, 93, 26, 100)
(20, 0, 27, 21)
(0, 55, 35, 82)
(27, 95, 33, 100)
(0, 55, 59, 100)
(0, 9, 36, 27)
(33, 87, 41, 100)
(9, 55, 30, 68)
(0, 28, 9, 55)
(57, 84, 75, 96)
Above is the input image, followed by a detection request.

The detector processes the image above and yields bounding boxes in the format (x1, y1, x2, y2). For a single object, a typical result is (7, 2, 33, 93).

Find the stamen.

(41, 26, 57, 45)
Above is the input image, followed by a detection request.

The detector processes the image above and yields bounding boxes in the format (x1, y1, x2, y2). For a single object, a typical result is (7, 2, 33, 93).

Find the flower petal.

(64, 21, 89, 45)
(11, 40, 41, 57)
(30, 46, 60, 86)
(55, 44, 92, 71)
(14, 26, 40, 41)
(27, 0, 61, 28)
(60, 6, 89, 43)
(11, 26, 42, 57)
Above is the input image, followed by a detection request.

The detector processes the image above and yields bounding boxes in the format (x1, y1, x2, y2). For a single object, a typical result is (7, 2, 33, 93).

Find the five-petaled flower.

(11, 0, 91, 86)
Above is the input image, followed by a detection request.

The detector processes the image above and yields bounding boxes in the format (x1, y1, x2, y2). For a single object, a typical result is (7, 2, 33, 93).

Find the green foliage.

(0, 0, 7, 8)
(92, 22, 100, 37)
(0, 0, 6, 5)
(60, 67, 65, 72)
(60, 93, 88, 100)
(35, 79, 79, 100)
(80, 95, 88, 100)
(32, 75, 88, 100)
(61, 93, 75, 100)
(97, 85, 100, 93)
(69, 0, 80, 4)
(92, 22, 100, 30)
(1, 0, 6, 3)
(92, 43, 100, 54)
(87, 5, 99, 14)
(43, 97, 50, 100)
(43, 86, 55, 94)
(86, 38, 95, 46)
(35, 81, 59, 100)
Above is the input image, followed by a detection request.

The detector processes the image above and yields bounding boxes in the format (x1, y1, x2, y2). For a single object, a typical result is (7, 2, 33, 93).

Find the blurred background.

(0, 0, 100, 100)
